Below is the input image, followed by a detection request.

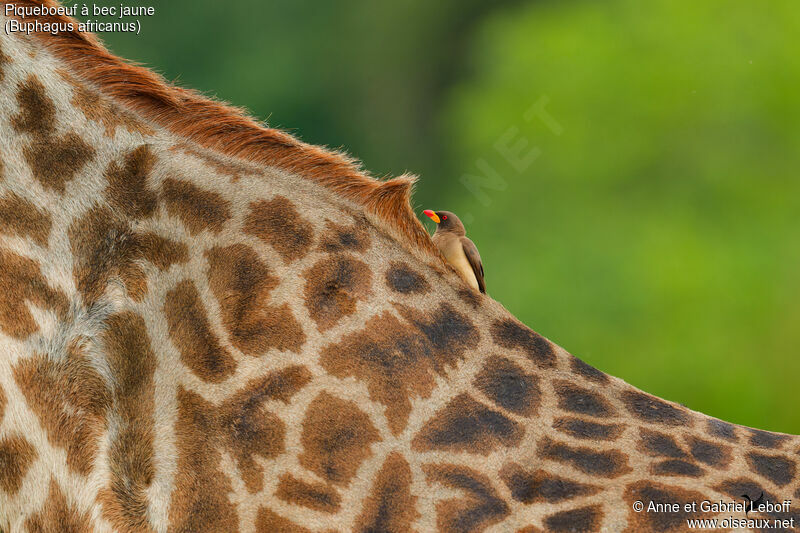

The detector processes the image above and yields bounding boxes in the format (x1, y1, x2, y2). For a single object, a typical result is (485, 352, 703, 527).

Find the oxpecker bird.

(423, 210, 485, 293)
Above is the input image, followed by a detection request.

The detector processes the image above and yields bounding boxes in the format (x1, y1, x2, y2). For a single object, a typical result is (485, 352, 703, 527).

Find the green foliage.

(95, 0, 799, 432)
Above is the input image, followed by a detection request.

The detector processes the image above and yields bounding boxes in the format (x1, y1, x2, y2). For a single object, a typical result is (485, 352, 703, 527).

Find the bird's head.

(423, 209, 465, 235)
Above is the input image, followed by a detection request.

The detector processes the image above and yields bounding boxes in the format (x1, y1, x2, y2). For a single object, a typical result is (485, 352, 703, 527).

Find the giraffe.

(0, 3, 798, 533)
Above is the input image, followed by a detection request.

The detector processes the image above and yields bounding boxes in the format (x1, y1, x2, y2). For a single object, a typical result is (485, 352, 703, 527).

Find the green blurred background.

(84, 0, 800, 433)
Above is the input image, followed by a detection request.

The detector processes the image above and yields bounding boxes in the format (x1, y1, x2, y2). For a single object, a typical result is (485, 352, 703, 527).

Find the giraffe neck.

(0, 7, 798, 533)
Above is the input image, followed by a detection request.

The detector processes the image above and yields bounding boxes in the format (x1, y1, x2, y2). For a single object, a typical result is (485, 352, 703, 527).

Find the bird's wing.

(460, 236, 486, 293)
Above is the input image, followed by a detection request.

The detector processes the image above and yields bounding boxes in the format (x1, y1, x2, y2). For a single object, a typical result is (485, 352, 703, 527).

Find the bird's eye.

(442, 215, 447, 220)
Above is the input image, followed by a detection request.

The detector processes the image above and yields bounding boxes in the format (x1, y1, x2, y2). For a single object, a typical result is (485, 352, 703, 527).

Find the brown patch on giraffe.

(104, 145, 158, 219)
(385, 261, 430, 294)
(491, 319, 556, 368)
(97, 312, 157, 532)
(544, 505, 602, 533)
(715, 478, 800, 527)
(205, 244, 305, 355)
(299, 391, 379, 486)
(0, 42, 9, 84)
(500, 463, 600, 504)
(423, 463, 509, 533)
(173, 142, 254, 182)
(25, 478, 92, 533)
(553, 417, 625, 441)
(354, 452, 418, 533)
(161, 177, 232, 235)
(570, 355, 610, 384)
(14, 344, 110, 476)
(412, 394, 523, 455)
(320, 304, 477, 435)
(243, 196, 314, 262)
(706, 417, 738, 442)
(0, 192, 52, 246)
(473, 355, 540, 417)
(651, 459, 704, 478)
(621, 390, 691, 427)
(255, 508, 312, 533)
(746, 451, 796, 487)
(276, 474, 341, 513)
(0, 248, 68, 339)
(0, 434, 37, 495)
(169, 387, 239, 533)
(749, 429, 791, 449)
(164, 279, 237, 383)
(22, 132, 95, 192)
(12, 76, 56, 136)
(553, 379, 616, 418)
(59, 69, 155, 137)
(517, 527, 544, 533)
(302, 255, 372, 331)
(0, 384, 5, 421)
(623, 481, 712, 532)
(217, 366, 311, 493)
(318, 216, 371, 253)
(70, 207, 188, 304)
(638, 428, 687, 458)
(538, 437, 632, 478)
(686, 435, 732, 468)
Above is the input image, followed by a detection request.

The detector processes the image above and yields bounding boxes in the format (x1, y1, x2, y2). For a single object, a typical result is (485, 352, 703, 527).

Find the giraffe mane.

(7, 0, 442, 262)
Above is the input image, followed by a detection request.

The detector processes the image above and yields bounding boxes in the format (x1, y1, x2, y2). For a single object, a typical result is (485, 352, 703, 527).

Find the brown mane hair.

(4, 0, 442, 261)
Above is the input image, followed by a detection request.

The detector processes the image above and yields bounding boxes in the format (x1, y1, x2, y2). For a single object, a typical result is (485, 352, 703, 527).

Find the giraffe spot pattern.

(302, 255, 372, 331)
(714, 478, 800, 527)
(97, 312, 157, 532)
(0, 434, 37, 495)
(12, 76, 94, 192)
(538, 437, 632, 478)
(750, 429, 790, 449)
(639, 428, 687, 458)
(621, 390, 691, 427)
(61, 69, 154, 137)
(70, 207, 188, 304)
(423, 463, 509, 533)
(570, 355, 610, 384)
(491, 319, 555, 368)
(552, 417, 625, 441)
(255, 508, 312, 533)
(651, 459, 704, 478)
(412, 393, 523, 455)
(686, 436, 731, 468)
(354, 452, 418, 533)
(299, 391, 379, 486)
(13, 344, 110, 475)
(385, 261, 430, 294)
(623, 481, 712, 532)
(169, 388, 239, 533)
(0, 191, 52, 246)
(500, 463, 600, 504)
(243, 196, 314, 262)
(161, 177, 232, 235)
(456, 287, 482, 309)
(104, 145, 158, 219)
(276, 474, 341, 513)
(0, 42, 9, 84)
(25, 479, 92, 533)
(544, 505, 602, 533)
(0, 248, 69, 339)
(164, 279, 237, 383)
(205, 244, 305, 355)
(553, 379, 615, 418)
(706, 418, 737, 442)
(473, 355, 540, 417)
(320, 305, 477, 436)
(746, 452, 796, 487)
(318, 216, 371, 253)
(217, 366, 311, 493)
